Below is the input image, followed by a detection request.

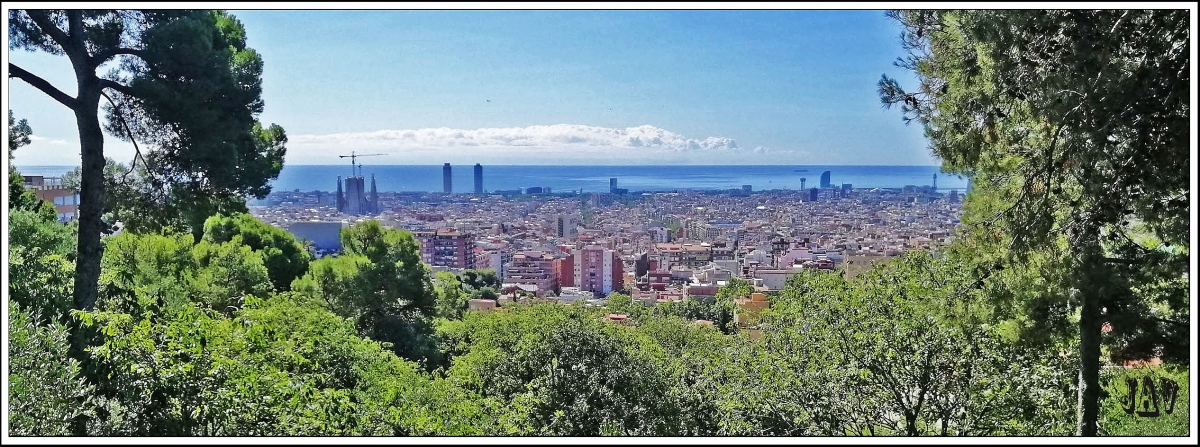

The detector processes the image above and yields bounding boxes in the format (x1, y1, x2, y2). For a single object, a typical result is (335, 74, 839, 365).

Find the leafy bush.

(77, 295, 446, 436)
(440, 305, 683, 435)
(8, 209, 77, 324)
(7, 302, 93, 436)
(202, 213, 311, 291)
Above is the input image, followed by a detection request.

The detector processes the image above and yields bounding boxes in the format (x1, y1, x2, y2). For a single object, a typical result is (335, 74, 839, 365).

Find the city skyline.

(7, 9, 935, 167)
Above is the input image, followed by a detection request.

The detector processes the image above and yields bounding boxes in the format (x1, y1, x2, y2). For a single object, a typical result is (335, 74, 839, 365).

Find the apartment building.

(556, 214, 579, 238)
(552, 256, 575, 288)
(415, 228, 476, 269)
(573, 245, 623, 295)
(23, 176, 78, 223)
(476, 249, 513, 280)
(506, 251, 557, 296)
(655, 242, 712, 269)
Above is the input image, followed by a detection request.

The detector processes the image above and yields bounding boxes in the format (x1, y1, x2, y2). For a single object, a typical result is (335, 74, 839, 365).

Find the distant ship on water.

(794, 169, 808, 172)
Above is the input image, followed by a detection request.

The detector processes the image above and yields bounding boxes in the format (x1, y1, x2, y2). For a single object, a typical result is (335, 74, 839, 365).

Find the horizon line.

(16, 163, 947, 167)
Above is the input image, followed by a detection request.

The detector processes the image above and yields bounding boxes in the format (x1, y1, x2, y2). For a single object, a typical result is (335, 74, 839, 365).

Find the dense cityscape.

(249, 164, 963, 310)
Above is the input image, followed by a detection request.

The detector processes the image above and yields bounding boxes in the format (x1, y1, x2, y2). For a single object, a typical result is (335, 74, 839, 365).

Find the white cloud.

(28, 135, 69, 145)
(287, 124, 802, 165)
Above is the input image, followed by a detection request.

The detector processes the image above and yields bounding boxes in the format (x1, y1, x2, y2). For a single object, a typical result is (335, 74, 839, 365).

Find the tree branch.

(99, 78, 134, 96)
(91, 47, 146, 68)
(67, 10, 86, 51)
(8, 63, 79, 109)
(1149, 316, 1187, 327)
(24, 10, 72, 51)
(100, 91, 146, 183)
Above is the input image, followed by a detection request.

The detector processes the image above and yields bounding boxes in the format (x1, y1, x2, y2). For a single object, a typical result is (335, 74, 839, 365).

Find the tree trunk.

(69, 75, 105, 437)
(1074, 225, 1103, 436)
(905, 410, 918, 436)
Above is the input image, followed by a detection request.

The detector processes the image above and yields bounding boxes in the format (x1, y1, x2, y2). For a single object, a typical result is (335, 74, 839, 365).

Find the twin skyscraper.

(442, 163, 484, 194)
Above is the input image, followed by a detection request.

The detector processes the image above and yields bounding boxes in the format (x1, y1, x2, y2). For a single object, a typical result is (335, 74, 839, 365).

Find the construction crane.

(338, 151, 387, 177)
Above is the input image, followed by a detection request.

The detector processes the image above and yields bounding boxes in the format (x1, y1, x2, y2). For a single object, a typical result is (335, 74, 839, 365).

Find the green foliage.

(103, 10, 288, 206)
(604, 292, 641, 317)
(353, 353, 496, 435)
(62, 158, 195, 236)
(456, 269, 502, 302)
(291, 221, 439, 366)
(100, 128, 279, 238)
(202, 212, 311, 291)
(8, 167, 57, 220)
(879, 10, 1190, 434)
(880, 10, 1189, 247)
(8, 109, 33, 160)
(7, 209, 77, 323)
(10, 211, 1180, 436)
(76, 295, 446, 435)
(433, 271, 470, 320)
(710, 278, 752, 333)
(460, 269, 502, 292)
(650, 298, 721, 323)
(7, 302, 94, 436)
(97, 232, 196, 315)
(630, 315, 740, 435)
(753, 252, 1077, 435)
(1099, 229, 1191, 364)
(96, 231, 273, 316)
(189, 239, 274, 310)
(8, 206, 77, 256)
(7, 247, 76, 325)
(439, 305, 684, 435)
(10, 13, 290, 370)
(291, 254, 370, 315)
(339, 221, 434, 317)
(6, 112, 54, 220)
(945, 182, 1076, 345)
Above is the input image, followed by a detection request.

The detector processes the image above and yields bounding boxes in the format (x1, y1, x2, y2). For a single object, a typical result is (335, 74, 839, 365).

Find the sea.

(15, 165, 969, 194)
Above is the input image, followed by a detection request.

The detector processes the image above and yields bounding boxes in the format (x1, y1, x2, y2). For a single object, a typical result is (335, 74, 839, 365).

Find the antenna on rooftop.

(338, 151, 387, 177)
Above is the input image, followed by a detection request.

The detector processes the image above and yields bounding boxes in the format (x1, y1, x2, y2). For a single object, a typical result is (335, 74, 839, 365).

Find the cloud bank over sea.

(288, 124, 800, 165)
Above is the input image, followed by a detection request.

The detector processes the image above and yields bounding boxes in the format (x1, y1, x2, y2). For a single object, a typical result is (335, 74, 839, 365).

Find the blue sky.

(7, 9, 935, 166)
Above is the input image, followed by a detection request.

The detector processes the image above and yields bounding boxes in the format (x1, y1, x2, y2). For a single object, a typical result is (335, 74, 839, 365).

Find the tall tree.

(8, 10, 286, 369)
(879, 10, 1189, 435)
(8, 109, 32, 160)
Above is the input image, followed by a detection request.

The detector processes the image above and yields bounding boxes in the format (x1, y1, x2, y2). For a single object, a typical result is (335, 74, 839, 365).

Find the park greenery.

(7, 8, 1190, 437)
(877, 9, 1189, 435)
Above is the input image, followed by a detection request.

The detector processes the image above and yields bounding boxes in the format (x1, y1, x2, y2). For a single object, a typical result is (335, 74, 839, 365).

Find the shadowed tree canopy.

(433, 271, 470, 320)
(878, 9, 1189, 436)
